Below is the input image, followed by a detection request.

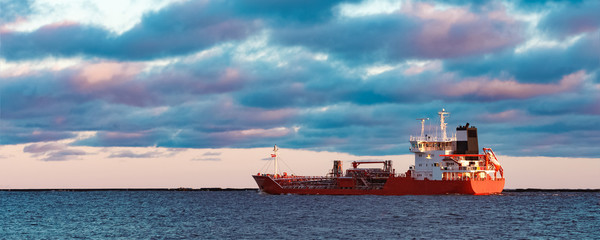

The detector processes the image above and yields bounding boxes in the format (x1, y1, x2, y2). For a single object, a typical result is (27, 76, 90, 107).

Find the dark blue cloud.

(1, 24, 112, 60)
(74, 129, 172, 147)
(537, 0, 600, 38)
(1, 1, 258, 60)
(0, 126, 76, 145)
(273, 15, 417, 62)
(444, 31, 599, 83)
(1, 0, 358, 61)
(2, 0, 525, 62)
(3, 48, 598, 157)
(0, 0, 33, 22)
(272, 9, 524, 62)
(231, 0, 360, 25)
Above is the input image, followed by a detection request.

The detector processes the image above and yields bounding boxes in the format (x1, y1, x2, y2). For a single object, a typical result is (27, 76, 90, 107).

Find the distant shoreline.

(502, 188, 600, 192)
(0, 188, 258, 192)
(0, 188, 598, 192)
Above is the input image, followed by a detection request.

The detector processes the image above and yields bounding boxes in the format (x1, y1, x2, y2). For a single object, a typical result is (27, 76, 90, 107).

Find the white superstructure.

(408, 109, 503, 181)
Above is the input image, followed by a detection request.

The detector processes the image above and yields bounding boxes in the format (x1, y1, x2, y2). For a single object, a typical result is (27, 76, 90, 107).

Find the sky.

(1, 0, 599, 189)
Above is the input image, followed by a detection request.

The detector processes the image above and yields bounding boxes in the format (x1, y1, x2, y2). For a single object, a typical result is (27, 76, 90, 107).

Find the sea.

(1, 190, 598, 239)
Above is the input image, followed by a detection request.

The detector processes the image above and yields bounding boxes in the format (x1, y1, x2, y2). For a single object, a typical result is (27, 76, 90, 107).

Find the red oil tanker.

(253, 109, 504, 195)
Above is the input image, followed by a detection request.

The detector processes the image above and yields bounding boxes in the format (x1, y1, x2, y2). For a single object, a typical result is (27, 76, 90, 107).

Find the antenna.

(438, 109, 450, 140)
(416, 118, 429, 138)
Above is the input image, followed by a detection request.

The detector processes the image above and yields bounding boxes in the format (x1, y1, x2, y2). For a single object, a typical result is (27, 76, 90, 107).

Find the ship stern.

(470, 178, 505, 195)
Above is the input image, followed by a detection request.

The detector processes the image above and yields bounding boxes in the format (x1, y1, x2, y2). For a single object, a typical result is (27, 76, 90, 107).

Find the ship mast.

(438, 109, 450, 140)
(416, 118, 429, 139)
(272, 144, 279, 175)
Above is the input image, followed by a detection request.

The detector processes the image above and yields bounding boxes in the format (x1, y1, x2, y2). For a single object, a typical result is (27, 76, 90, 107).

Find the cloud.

(0, 0, 33, 23)
(438, 70, 586, 100)
(231, 0, 360, 25)
(444, 31, 599, 83)
(107, 147, 185, 158)
(1, 0, 599, 158)
(272, 1, 524, 61)
(537, 1, 600, 38)
(75, 61, 144, 87)
(2, 0, 525, 62)
(191, 157, 221, 161)
(4, 48, 597, 156)
(1, 1, 259, 61)
(108, 150, 161, 158)
(0, 125, 77, 145)
(477, 109, 529, 123)
(42, 149, 87, 161)
(76, 130, 171, 147)
(23, 142, 66, 155)
(22, 142, 88, 161)
(202, 152, 222, 156)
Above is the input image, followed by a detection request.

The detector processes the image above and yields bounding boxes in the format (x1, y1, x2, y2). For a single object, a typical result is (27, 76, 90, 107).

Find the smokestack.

(332, 160, 342, 177)
(455, 123, 478, 154)
(466, 126, 478, 154)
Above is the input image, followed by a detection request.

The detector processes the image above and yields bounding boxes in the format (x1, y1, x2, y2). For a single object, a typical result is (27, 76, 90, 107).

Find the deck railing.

(409, 136, 456, 142)
(441, 166, 495, 171)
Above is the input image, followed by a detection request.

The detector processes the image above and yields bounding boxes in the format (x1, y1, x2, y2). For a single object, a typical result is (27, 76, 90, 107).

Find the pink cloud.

(0, 16, 28, 33)
(66, 61, 158, 106)
(43, 21, 79, 30)
(75, 61, 144, 88)
(441, 70, 586, 99)
(213, 127, 292, 141)
(400, 2, 477, 23)
(400, 2, 523, 58)
(478, 109, 533, 123)
(247, 108, 297, 123)
(147, 67, 248, 97)
(201, 97, 297, 126)
(584, 96, 600, 115)
(559, 17, 598, 37)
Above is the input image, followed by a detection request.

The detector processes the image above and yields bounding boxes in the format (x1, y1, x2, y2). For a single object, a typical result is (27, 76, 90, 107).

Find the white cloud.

(514, 33, 585, 53)
(365, 64, 397, 77)
(0, 57, 82, 78)
(402, 60, 442, 75)
(7, 0, 179, 34)
(506, 2, 584, 54)
(338, 0, 402, 17)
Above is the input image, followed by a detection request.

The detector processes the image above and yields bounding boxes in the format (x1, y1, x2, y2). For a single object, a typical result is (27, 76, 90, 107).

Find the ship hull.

(253, 175, 505, 195)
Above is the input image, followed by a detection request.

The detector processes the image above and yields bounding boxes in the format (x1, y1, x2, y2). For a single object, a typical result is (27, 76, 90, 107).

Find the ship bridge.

(409, 109, 456, 153)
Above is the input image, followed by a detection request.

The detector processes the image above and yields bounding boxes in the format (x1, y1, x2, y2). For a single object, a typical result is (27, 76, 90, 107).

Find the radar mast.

(438, 109, 450, 140)
(416, 118, 429, 139)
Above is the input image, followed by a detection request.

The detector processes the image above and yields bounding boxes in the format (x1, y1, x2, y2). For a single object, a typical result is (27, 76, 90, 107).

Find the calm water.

(1, 191, 598, 239)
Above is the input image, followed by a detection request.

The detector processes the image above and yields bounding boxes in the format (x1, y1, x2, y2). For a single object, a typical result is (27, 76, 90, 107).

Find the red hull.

(253, 175, 505, 195)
